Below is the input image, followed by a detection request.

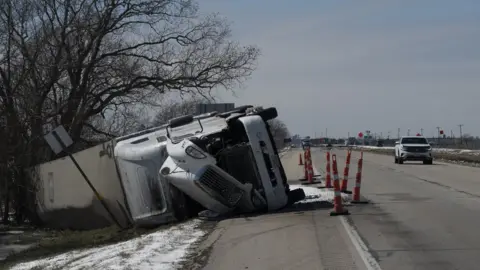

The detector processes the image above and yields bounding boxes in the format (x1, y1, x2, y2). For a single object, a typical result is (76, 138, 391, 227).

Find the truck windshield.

(401, 137, 428, 144)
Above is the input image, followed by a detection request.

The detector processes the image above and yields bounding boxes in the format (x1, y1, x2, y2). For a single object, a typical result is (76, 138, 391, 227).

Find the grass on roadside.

(1, 224, 157, 270)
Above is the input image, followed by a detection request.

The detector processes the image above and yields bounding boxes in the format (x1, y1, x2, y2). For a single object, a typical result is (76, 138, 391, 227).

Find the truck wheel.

(398, 158, 404, 164)
(257, 107, 278, 121)
(169, 184, 190, 221)
(394, 155, 398, 164)
(287, 188, 306, 205)
(423, 159, 433, 165)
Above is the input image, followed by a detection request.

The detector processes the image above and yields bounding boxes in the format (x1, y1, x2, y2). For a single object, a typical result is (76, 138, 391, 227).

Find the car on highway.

(301, 139, 311, 150)
(394, 136, 433, 164)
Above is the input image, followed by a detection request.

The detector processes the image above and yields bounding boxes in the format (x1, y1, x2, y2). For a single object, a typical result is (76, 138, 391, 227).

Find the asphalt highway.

(311, 147, 480, 270)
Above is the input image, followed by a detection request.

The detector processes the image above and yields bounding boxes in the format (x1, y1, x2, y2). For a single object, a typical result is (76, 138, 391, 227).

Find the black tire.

(257, 107, 278, 121)
(169, 184, 190, 221)
(287, 188, 306, 205)
(394, 155, 398, 164)
(398, 158, 404, 164)
(218, 105, 254, 118)
(169, 115, 194, 128)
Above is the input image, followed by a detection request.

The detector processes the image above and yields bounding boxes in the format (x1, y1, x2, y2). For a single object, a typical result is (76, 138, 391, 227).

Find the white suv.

(394, 136, 433, 165)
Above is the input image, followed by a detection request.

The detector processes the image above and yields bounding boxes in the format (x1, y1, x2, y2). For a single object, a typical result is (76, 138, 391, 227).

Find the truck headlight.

(185, 146, 207, 159)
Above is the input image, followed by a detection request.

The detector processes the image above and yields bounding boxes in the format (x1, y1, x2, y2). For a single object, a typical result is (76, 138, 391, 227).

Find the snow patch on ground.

(10, 219, 206, 270)
(290, 185, 351, 204)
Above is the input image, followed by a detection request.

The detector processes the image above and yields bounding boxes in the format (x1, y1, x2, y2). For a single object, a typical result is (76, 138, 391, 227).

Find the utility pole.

(458, 124, 464, 145)
(325, 128, 328, 139)
(420, 128, 424, 135)
(397, 128, 400, 139)
(436, 126, 440, 141)
(407, 129, 410, 136)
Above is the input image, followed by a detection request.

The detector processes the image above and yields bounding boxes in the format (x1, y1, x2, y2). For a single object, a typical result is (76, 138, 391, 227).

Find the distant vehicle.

(394, 136, 433, 165)
(301, 142, 310, 150)
(376, 139, 384, 147)
(301, 138, 311, 149)
(345, 137, 356, 146)
(290, 144, 296, 148)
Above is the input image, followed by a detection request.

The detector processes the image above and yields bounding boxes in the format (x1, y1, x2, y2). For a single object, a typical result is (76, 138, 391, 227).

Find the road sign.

(43, 125, 122, 228)
(44, 125, 73, 154)
(358, 132, 363, 138)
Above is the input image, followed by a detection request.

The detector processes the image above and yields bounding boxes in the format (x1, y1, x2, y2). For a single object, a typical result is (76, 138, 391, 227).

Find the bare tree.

(152, 96, 210, 126)
(1, 0, 260, 144)
(0, 0, 260, 224)
(268, 119, 290, 149)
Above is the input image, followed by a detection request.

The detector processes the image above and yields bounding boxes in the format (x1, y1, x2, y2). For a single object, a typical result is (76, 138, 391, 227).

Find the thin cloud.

(204, 1, 480, 137)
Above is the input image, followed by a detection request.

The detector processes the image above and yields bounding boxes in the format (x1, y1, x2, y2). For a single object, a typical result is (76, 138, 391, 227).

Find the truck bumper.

(399, 152, 433, 161)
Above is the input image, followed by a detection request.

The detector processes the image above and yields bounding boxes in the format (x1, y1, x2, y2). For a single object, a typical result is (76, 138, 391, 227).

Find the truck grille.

(405, 147, 429, 153)
(217, 143, 262, 190)
(197, 166, 244, 207)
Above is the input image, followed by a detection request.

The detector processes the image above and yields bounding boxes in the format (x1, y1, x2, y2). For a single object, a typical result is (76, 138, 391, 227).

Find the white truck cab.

(394, 136, 433, 165)
(113, 125, 185, 226)
(160, 105, 305, 219)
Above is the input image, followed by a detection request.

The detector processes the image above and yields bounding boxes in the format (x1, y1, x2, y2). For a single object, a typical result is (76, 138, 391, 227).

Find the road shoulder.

(198, 208, 365, 270)
(193, 151, 370, 270)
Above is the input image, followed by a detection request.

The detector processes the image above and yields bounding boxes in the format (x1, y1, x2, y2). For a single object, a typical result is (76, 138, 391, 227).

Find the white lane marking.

(340, 216, 382, 270)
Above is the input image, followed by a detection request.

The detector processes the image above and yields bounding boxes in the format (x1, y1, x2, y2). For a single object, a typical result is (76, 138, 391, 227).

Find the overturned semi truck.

(34, 105, 304, 229)
(115, 105, 305, 224)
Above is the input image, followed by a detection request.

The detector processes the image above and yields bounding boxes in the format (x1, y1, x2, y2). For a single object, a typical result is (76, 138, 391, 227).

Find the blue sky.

(199, 0, 480, 138)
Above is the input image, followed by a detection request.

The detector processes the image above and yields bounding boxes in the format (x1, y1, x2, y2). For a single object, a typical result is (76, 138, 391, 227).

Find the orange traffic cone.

(330, 154, 349, 216)
(340, 150, 352, 192)
(299, 153, 303, 165)
(352, 152, 369, 204)
(325, 151, 332, 188)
